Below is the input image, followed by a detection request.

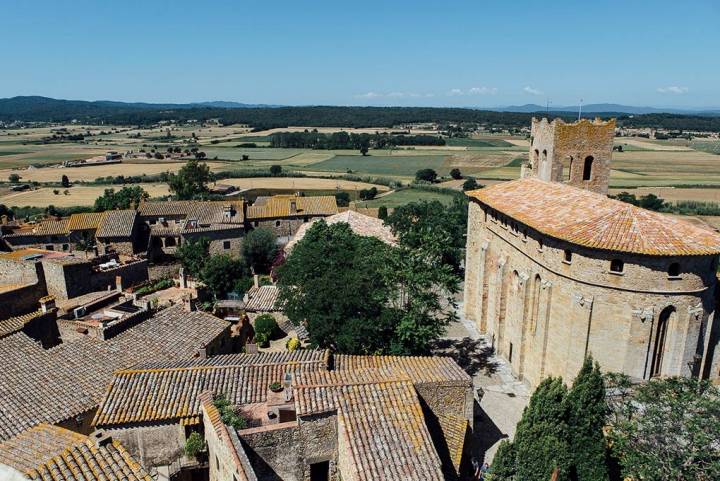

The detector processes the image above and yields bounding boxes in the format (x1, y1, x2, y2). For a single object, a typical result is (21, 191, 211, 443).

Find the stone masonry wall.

(464, 199, 719, 387)
(106, 423, 186, 470)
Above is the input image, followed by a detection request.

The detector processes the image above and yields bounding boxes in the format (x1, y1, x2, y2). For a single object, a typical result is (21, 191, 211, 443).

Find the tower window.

(583, 156, 594, 181)
(668, 262, 680, 277)
(610, 259, 624, 273)
(542, 149, 548, 163)
(563, 250, 572, 263)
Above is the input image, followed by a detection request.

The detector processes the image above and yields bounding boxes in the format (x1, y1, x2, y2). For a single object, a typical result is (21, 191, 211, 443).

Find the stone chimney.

(223, 204, 233, 218)
(283, 372, 293, 402)
(115, 275, 123, 293)
(182, 294, 194, 312)
(39, 295, 56, 314)
(253, 274, 260, 289)
(289, 200, 297, 214)
(90, 430, 113, 448)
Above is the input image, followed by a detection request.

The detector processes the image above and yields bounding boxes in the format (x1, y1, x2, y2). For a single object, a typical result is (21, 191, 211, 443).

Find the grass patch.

(354, 188, 457, 208)
(308, 154, 448, 177)
(505, 157, 525, 167)
(690, 140, 720, 155)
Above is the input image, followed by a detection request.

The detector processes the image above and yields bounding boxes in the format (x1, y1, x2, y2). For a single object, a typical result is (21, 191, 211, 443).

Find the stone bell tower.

(522, 117, 616, 194)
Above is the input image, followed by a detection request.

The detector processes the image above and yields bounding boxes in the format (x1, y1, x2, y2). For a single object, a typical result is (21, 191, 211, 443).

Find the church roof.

(466, 178, 720, 256)
(284, 210, 397, 252)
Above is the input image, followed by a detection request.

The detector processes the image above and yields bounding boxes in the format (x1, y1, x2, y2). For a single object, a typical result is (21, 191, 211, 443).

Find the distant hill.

(491, 103, 720, 116)
(1, 96, 720, 132)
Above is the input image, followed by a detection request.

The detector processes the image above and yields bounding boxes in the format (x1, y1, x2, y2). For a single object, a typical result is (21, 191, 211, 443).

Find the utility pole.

(578, 98, 583, 121)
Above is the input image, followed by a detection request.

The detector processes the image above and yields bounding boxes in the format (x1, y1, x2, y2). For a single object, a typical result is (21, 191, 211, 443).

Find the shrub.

(378, 205, 388, 220)
(213, 394, 248, 430)
(286, 337, 300, 352)
(255, 332, 270, 348)
(269, 382, 282, 392)
(450, 168, 462, 179)
(255, 314, 278, 338)
(184, 432, 205, 458)
(463, 178, 480, 191)
(270, 164, 282, 176)
(415, 168, 437, 183)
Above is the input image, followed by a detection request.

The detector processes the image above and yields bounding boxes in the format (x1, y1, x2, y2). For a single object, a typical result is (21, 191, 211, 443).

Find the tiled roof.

(0, 305, 230, 441)
(244, 285, 281, 312)
(3, 219, 69, 237)
(467, 178, 720, 256)
(94, 352, 328, 427)
(332, 354, 472, 385)
(139, 200, 245, 224)
(285, 210, 397, 252)
(66, 212, 105, 231)
(0, 310, 43, 339)
(96, 209, 137, 238)
(335, 381, 445, 481)
(0, 424, 151, 481)
(247, 195, 337, 220)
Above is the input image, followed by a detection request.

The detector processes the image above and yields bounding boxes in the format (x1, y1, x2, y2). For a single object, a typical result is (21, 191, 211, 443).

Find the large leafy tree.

(200, 254, 250, 299)
(175, 237, 210, 277)
(242, 228, 277, 274)
(606, 375, 720, 481)
(276, 221, 457, 354)
(94, 186, 149, 211)
(168, 158, 212, 200)
(385, 197, 467, 270)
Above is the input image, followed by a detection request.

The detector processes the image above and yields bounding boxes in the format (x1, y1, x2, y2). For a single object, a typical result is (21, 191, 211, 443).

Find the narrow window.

(564, 250, 572, 263)
(565, 156, 573, 181)
(542, 150, 548, 163)
(275, 220, 281, 227)
(650, 306, 675, 378)
(583, 156, 594, 181)
(508, 342, 513, 362)
(610, 259, 624, 273)
(668, 262, 680, 277)
(538, 238, 544, 251)
(223, 240, 231, 250)
(254, 221, 259, 227)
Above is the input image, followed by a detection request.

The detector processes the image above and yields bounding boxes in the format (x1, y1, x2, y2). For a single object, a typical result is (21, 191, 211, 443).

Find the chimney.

(289, 200, 297, 214)
(0, 215, 7, 225)
(283, 372, 293, 402)
(90, 430, 113, 448)
(39, 295, 56, 314)
(182, 294, 194, 312)
(115, 275, 123, 293)
(253, 274, 259, 289)
(223, 204, 233, 218)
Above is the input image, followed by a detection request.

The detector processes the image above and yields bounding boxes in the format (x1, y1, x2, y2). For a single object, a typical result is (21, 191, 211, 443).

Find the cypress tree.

(565, 357, 610, 481)
(513, 377, 572, 481)
(490, 439, 517, 480)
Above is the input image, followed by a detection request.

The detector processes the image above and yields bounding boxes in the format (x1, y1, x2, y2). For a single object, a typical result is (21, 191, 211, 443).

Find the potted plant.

(269, 381, 283, 393)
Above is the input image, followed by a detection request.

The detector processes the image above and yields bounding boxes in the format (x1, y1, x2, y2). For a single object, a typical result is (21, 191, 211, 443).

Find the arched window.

(668, 262, 680, 277)
(542, 149, 548, 163)
(610, 259, 624, 273)
(650, 306, 675, 378)
(583, 156, 594, 181)
(533, 149, 539, 163)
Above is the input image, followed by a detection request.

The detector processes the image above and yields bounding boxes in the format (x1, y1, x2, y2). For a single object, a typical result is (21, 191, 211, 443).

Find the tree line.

(269, 130, 446, 149)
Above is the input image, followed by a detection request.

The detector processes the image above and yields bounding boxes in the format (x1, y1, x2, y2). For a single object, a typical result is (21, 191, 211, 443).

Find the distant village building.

(464, 118, 720, 388)
(93, 350, 473, 480)
(247, 195, 338, 244)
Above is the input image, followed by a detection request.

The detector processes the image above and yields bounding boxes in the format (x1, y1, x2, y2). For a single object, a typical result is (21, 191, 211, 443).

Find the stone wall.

(203, 400, 258, 481)
(529, 118, 615, 195)
(0, 258, 42, 285)
(251, 216, 326, 245)
(0, 260, 46, 318)
(40, 258, 148, 300)
(106, 423, 187, 469)
(241, 423, 303, 481)
(464, 199, 719, 387)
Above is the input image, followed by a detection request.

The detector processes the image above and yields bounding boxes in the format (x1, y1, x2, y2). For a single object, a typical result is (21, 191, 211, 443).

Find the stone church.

(464, 118, 720, 388)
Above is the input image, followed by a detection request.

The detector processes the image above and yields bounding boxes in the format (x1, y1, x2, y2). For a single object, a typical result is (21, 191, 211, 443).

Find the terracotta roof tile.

(247, 195, 337, 220)
(96, 209, 137, 238)
(139, 200, 244, 224)
(467, 178, 720, 256)
(66, 212, 105, 231)
(0, 423, 151, 480)
(244, 285, 281, 312)
(0, 310, 44, 339)
(285, 210, 397, 252)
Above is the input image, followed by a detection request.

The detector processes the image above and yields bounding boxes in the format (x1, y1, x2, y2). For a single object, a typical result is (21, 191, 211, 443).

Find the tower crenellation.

(525, 117, 616, 194)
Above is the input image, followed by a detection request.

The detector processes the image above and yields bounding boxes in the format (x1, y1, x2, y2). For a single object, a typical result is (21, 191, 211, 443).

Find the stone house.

(95, 209, 141, 255)
(66, 211, 105, 247)
(464, 118, 720, 388)
(1, 217, 72, 252)
(93, 351, 473, 480)
(247, 195, 338, 245)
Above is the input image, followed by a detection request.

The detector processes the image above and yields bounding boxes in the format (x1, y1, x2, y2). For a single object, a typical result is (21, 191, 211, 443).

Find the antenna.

(546, 99, 551, 115)
(578, 99, 583, 120)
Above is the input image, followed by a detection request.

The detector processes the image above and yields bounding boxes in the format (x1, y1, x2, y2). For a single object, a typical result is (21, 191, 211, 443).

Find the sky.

(2, 0, 719, 108)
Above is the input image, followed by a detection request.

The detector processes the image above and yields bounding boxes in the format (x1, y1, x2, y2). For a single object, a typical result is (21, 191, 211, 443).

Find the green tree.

(93, 186, 149, 211)
(254, 314, 278, 339)
(462, 178, 480, 191)
(200, 254, 249, 299)
(450, 168, 462, 179)
(184, 432, 205, 458)
(489, 440, 516, 481)
(175, 237, 210, 277)
(415, 168, 437, 183)
(334, 192, 350, 207)
(242, 228, 277, 273)
(270, 164, 282, 176)
(638, 193, 665, 211)
(277, 221, 457, 355)
(8, 173, 21, 183)
(378, 205, 388, 220)
(168, 158, 212, 200)
(606, 376, 720, 481)
(61, 175, 70, 188)
(565, 357, 609, 481)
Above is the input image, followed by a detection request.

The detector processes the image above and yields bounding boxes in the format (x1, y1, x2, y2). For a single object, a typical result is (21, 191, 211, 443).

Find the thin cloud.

(657, 86, 688, 94)
(447, 87, 497, 96)
(355, 92, 382, 99)
(355, 91, 432, 99)
(523, 86, 543, 96)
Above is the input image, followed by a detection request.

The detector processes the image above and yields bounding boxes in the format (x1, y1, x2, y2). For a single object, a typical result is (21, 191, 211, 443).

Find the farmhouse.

(464, 118, 720, 388)
(93, 350, 473, 480)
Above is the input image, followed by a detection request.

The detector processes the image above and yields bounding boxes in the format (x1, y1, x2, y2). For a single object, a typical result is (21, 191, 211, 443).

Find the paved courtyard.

(435, 297, 531, 464)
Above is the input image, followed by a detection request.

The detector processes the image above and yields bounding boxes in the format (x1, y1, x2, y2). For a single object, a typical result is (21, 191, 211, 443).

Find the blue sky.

(2, 0, 718, 108)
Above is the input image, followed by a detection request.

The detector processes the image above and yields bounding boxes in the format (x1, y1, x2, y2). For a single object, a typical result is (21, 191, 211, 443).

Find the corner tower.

(523, 117, 616, 194)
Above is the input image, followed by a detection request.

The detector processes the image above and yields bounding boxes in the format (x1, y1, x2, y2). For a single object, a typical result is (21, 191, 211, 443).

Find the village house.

(93, 350, 473, 481)
(464, 117, 720, 388)
(0, 302, 233, 443)
(247, 195, 338, 245)
(0, 424, 151, 481)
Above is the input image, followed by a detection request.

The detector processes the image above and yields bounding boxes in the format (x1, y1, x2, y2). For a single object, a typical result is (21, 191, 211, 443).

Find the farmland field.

(353, 188, 457, 208)
(0, 183, 171, 207)
(308, 154, 449, 177)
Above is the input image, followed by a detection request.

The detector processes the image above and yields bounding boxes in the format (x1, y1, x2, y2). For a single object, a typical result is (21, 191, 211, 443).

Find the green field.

(354, 188, 457, 208)
(202, 147, 304, 161)
(308, 154, 449, 177)
(446, 138, 515, 148)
